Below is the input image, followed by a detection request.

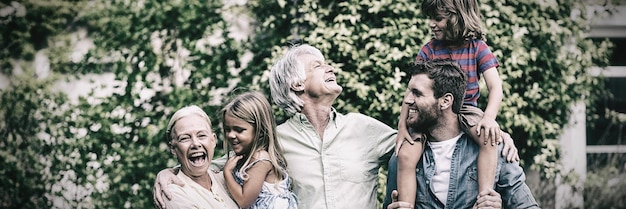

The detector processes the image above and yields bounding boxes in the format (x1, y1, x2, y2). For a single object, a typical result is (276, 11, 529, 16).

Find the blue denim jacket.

(383, 133, 540, 209)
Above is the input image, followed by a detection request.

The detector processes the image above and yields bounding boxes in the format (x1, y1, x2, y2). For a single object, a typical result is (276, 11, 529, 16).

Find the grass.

(527, 153, 626, 209)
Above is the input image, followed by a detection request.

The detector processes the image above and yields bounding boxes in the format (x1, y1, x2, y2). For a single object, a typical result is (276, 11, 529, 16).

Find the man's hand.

(387, 190, 414, 209)
(153, 167, 183, 209)
(473, 188, 502, 209)
(499, 131, 519, 162)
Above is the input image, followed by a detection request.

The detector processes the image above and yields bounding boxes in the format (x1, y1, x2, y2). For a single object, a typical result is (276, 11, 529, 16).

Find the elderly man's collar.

(294, 107, 338, 126)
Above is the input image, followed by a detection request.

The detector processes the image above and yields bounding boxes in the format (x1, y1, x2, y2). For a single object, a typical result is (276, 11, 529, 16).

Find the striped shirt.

(417, 39, 499, 107)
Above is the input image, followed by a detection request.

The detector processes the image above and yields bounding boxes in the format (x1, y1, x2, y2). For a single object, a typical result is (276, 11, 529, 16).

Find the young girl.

(222, 91, 298, 209)
(395, 0, 515, 207)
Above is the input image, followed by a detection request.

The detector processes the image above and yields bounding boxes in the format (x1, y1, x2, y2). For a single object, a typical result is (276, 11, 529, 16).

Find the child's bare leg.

(397, 138, 424, 209)
(469, 125, 497, 194)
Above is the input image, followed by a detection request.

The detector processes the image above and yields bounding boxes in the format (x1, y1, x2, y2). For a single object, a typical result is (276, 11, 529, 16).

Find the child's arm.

(396, 89, 426, 153)
(477, 67, 503, 145)
(396, 139, 423, 209)
(479, 66, 520, 162)
(223, 154, 271, 208)
(479, 73, 520, 162)
(395, 90, 413, 154)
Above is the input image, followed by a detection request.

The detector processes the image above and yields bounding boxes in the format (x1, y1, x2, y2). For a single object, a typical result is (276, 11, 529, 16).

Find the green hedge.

(0, 0, 613, 208)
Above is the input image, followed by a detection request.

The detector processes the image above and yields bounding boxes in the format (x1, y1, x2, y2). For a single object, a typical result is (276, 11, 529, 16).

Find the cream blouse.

(163, 170, 238, 209)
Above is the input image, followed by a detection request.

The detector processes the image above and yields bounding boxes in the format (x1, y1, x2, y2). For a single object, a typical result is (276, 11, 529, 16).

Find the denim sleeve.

(382, 154, 398, 209)
(497, 158, 541, 209)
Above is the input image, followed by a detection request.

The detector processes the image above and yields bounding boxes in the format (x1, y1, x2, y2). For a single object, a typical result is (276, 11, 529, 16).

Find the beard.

(406, 103, 440, 133)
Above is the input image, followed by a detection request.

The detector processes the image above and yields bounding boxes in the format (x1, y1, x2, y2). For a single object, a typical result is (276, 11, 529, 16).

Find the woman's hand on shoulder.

(153, 167, 183, 209)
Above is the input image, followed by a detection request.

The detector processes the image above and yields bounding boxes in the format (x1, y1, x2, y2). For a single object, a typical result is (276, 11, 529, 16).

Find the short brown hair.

(410, 58, 467, 113)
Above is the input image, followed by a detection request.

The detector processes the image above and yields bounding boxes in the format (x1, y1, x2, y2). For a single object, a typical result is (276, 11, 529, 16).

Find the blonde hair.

(221, 91, 288, 181)
(421, 0, 486, 45)
(165, 105, 213, 144)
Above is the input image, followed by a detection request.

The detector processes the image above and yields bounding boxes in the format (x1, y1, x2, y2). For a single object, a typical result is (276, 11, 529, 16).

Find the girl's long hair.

(222, 91, 288, 181)
(422, 0, 486, 46)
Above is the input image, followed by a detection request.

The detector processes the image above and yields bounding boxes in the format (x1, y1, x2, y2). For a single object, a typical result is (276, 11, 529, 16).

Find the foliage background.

(0, 0, 615, 208)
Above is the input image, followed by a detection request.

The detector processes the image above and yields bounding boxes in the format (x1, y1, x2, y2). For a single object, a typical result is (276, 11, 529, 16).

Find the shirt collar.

(292, 107, 339, 128)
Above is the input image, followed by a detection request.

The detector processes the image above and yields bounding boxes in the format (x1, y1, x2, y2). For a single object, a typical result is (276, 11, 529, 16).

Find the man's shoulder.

(276, 114, 298, 128)
(343, 111, 366, 118)
(342, 112, 382, 123)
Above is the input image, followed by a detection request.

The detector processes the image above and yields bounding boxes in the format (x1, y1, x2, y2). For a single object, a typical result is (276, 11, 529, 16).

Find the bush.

(584, 154, 626, 208)
(0, 0, 615, 208)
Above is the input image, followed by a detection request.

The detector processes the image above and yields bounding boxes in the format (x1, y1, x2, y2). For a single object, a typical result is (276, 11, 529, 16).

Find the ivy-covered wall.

(241, 0, 614, 174)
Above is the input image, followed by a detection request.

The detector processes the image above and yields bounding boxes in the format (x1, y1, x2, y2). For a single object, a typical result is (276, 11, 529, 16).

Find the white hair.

(268, 44, 324, 116)
(165, 105, 212, 143)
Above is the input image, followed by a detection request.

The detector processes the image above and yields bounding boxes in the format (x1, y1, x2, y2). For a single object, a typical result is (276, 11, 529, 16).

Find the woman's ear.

(210, 133, 217, 148)
(290, 82, 304, 92)
(169, 142, 176, 155)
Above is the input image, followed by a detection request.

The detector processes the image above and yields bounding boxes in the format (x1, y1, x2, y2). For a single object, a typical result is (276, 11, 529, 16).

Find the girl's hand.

(224, 155, 243, 172)
(476, 118, 501, 146)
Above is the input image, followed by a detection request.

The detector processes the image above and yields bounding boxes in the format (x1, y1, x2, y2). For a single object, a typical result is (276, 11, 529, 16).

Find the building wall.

(555, 4, 626, 209)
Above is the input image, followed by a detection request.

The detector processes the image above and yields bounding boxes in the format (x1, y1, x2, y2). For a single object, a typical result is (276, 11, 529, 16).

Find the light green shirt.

(278, 109, 396, 209)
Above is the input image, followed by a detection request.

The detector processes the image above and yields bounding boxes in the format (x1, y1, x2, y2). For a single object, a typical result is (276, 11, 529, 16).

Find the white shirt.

(427, 132, 463, 205)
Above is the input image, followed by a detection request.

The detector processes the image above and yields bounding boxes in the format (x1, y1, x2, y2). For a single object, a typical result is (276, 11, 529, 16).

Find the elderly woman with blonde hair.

(161, 105, 238, 209)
